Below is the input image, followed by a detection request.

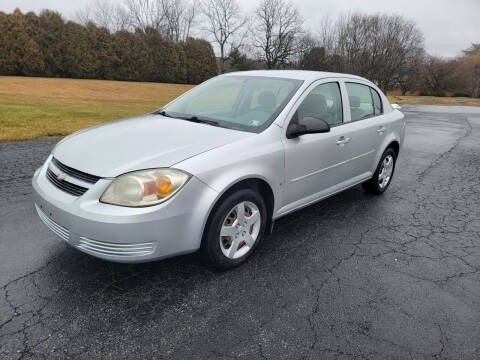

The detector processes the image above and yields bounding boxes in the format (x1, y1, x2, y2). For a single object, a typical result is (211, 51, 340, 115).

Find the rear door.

(340, 82, 387, 181)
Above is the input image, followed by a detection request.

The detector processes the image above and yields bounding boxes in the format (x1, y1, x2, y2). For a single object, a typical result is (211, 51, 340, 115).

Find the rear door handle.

(336, 136, 351, 146)
(376, 126, 386, 134)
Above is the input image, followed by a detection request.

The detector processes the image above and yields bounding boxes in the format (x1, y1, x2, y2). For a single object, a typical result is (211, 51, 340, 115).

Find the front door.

(281, 81, 351, 213)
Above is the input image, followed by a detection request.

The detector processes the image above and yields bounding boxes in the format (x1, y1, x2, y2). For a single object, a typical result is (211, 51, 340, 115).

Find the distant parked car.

(32, 70, 405, 268)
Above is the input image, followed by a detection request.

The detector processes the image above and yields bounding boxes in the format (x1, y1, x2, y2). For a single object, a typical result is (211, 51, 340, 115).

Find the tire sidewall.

(203, 188, 267, 269)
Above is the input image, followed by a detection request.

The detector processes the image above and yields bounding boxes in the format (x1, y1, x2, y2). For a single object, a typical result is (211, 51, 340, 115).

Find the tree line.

(74, 0, 479, 96)
(0, 9, 217, 84)
(295, 15, 480, 97)
(1, 0, 479, 97)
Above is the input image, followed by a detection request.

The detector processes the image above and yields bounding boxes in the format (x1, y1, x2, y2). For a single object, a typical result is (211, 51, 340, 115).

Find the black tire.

(201, 188, 267, 269)
(362, 148, 396, 195)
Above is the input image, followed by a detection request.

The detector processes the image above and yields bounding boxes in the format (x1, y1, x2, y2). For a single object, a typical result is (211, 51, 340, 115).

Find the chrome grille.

(51, 157, 101, 184)
(77, 237, 155, 257)
(46, 168, 88, 196)
(35, 204, 70, 241)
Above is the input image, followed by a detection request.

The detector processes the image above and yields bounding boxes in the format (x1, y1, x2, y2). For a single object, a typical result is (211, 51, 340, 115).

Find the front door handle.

(376, 126, 386, 134)
(336, 136, 351, 146)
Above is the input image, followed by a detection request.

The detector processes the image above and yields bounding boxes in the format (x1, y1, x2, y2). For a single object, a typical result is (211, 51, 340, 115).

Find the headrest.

(258, 91, 276, 109)
(349, 96, 360, 108)
(304, 93, 327, 109)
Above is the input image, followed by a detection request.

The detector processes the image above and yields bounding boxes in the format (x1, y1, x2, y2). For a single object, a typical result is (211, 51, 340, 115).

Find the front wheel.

(362, 148, 396, 194)
(201, 189, 267, 269)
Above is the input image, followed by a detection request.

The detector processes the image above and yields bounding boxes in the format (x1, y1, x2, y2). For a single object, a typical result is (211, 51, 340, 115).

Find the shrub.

(0, 9, 217, 84)
(452, 92, 472, 98)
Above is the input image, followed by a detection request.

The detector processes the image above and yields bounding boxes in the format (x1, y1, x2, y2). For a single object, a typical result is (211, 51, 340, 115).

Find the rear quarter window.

(370, 88, 383, 115)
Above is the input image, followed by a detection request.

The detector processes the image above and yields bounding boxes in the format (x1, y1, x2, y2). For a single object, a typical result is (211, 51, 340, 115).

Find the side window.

(295, 82, 343, 126)
(345, 83, 374, 121)
(370, 88, 383, 115)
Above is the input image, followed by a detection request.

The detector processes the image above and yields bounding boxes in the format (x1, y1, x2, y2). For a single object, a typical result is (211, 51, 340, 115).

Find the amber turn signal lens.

(156, 176, 172, 197)
(143, 181, 156, 196)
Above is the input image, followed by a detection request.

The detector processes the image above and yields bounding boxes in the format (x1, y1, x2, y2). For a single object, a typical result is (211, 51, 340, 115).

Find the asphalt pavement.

(1, 104, 480, 359)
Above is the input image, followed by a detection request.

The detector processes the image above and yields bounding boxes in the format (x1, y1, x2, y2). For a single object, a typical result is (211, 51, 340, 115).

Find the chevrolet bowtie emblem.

(56, 173, 66, 181)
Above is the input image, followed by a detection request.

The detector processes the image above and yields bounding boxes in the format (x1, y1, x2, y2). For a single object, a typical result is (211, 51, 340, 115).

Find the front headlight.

(100, 169, 191, 207)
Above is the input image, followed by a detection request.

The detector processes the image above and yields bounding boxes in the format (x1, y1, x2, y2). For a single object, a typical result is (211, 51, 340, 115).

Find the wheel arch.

(387, 140, 400, 157)
(201, 177, 276, 248)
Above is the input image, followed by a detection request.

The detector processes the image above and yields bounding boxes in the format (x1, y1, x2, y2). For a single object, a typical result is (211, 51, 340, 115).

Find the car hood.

(53, 114, 252, 177)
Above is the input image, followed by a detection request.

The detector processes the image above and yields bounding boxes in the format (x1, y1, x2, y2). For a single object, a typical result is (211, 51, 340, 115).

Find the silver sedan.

(32, 70, 405, 268)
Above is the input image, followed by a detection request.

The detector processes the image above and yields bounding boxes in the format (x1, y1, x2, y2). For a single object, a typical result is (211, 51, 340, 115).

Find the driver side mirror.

(286, 116, 330, 139)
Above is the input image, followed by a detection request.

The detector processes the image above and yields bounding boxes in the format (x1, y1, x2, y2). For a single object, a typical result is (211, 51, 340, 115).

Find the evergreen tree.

(0, 9, 218, 84)
(228, 48, 253, 72)
(36, 10, 66, 76)
(183, 38, 218, 83)
(2, 9, 45, 76)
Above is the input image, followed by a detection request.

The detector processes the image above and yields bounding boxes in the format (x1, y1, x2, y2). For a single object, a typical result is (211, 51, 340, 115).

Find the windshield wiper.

(156, 110, 219, 126)
(156, 110, 173, 117)
(179, 115, 219, 126)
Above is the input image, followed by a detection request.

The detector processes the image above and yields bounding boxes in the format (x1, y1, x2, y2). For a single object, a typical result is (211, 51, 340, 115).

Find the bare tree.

(297, 32, 330, 70)
(200, 0, 246, 73)
(178, 1, 196, 41)
(377, 15, 424, 91)
(74, 6, 93, 26)
(75, 0, 129, 31)
(76, 0, 196, 40)
(421, 56, 458, 94)
(253, 0, 303, 69)
(461, 45, 480, 97)
(161, 0, 196, 42)
(297, 32, 317, 60)
(311, 13, 423, 91)
(124, 0, 165, 32)
(394, 48, 424, 95)
(123, 0, 196, 40)
(316, 16, 336, 52)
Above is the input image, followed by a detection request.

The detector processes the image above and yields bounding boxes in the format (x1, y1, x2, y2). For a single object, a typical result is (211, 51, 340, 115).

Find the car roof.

(223, 70, 372, 84)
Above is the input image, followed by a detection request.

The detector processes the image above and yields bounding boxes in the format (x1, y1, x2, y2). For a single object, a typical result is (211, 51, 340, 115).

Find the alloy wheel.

(378, 154, 394, 189)
(219, 201, 261, 259)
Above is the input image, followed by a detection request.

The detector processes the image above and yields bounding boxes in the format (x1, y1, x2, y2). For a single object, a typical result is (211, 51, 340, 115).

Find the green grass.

(387, 94, 480, 107)
(0, 76, 193, 141)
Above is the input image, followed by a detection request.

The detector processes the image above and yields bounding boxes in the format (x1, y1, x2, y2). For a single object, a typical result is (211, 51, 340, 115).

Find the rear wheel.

(362, 148, 396, 194)
(202, 189, 267, 269)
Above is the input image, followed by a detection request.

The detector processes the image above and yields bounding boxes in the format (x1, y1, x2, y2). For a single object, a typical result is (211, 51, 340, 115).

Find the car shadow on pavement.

(37, 184, 370, 306)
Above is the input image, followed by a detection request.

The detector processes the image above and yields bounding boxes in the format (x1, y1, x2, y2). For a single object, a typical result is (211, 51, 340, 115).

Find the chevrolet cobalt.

(32, 71, 405, 268)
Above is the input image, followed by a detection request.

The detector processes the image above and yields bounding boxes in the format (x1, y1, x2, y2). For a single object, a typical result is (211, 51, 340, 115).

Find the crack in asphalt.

(416, 114, 472, 183)
(1, 107, 480, 359)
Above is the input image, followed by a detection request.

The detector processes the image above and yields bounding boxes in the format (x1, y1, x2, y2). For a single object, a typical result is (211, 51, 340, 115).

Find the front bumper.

(32, 160, 218, 263)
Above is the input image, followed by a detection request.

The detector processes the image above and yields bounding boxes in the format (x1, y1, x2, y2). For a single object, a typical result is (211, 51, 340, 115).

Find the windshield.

(161, 75, 303, 132)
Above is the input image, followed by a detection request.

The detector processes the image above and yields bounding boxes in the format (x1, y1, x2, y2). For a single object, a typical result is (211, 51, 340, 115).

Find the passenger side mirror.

(286, 116, 330, 139)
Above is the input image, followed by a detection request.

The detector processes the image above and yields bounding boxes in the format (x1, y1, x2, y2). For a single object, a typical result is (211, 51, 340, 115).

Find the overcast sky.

(1, 0, 478, 57)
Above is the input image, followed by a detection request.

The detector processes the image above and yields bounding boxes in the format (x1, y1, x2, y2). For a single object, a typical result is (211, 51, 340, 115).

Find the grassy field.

(386, 94, 480, 106)
(0, 77, 193, 141)
(1, 76, 479, 142)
